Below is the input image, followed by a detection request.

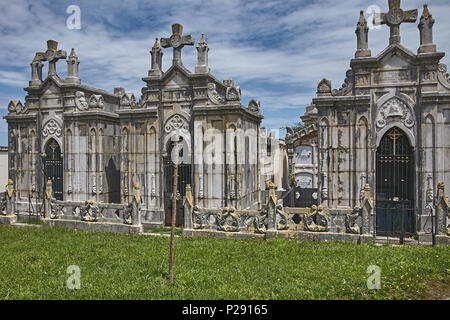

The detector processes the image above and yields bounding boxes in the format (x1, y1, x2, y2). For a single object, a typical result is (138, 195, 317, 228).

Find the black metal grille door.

(376, 128, 414, 236)
(44, 139, 63, 201)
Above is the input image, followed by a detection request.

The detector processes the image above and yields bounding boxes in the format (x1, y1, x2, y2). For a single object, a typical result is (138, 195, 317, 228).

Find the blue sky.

(0, 0, 449, 146)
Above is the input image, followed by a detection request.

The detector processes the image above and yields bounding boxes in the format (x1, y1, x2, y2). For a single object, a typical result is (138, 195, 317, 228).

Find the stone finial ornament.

(149, 38, 164, 77)
(195, 33, 210, 74)
(418, 4, 436, 54)
(317, 79, 332, 96)
(248, 99, 260, 113)
(30, 54, 44, 87)
(355, 10, 371, 58)
(65, 48, 81, 84)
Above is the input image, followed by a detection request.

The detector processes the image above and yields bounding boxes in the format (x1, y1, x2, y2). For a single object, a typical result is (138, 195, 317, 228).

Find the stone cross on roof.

(35, 40, 67, 77)
(374, 0, 418, 45)
(161, 24, 194, 66)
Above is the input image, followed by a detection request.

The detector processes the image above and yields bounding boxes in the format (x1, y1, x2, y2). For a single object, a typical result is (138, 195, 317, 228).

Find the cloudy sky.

(0, 0, 449, 146)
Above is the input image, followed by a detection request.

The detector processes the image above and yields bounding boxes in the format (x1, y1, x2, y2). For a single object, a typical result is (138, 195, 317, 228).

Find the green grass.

(0, 225, 448, 300)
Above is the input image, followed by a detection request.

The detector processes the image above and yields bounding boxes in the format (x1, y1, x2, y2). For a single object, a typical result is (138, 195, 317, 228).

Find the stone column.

(29, 56, 43, 87)
(195, 33, 210, 74)
(355, 11, 371, 58)
(65, 48, 81, 84)
(418, 4, 436, 54)
(149, 38, 163, 77)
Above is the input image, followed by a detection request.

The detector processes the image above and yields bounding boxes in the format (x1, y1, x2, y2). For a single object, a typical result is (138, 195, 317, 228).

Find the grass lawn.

(0, 225, 448, 300)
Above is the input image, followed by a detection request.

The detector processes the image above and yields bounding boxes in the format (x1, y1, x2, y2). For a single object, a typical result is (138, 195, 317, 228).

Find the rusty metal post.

(168, 134, 179, 282)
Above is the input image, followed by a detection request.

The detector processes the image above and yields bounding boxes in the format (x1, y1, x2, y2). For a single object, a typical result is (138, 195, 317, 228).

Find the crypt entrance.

(43, 139, 63, 201)
(376, 127, 415, 237)
(163, 137, 192, 227)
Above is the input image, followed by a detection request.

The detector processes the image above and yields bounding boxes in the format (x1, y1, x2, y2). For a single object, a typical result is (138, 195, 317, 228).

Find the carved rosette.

(164, 114, 189, 134)
(376, 97, 415, 130)
(42, 119, 62, 137)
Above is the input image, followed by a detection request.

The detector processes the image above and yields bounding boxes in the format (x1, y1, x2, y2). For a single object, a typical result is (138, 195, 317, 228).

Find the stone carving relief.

(376, 97, 415, 130)
(226, 86, 241, 101)
(75, 91, 89, 111)
(120, 93, 137, 109)
(49, 198, 65, 219)
(207, 83, 225, 105)
(8, 100, 28, 114)
(345, 207, 361, 234)
(89, 94, 104, 109)
(248, 99, 260, 113)
(42, 119, 62, 137)
(164, 114, 189, 134)
(437, 64, 450, 90)
(303, 205, 329, 232)
(317, 79, 332, 95)
(332, 70, 354, 96)
(73, 201, 104, 222)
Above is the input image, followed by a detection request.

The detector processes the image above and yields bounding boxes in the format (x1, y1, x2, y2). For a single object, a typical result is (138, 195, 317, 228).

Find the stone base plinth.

(183, 229, 374, 243)
(0, 215, 17, 225)
(183, 229, 265, 240)
(42, 218, 143, 234)
(435, 235, 449, 246)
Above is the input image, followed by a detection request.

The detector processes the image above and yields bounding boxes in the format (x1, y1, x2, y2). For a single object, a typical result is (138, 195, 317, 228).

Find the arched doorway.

(43, 139, 63, 200)
(376, 127, 415, 236)
(163, 136, 192, 227)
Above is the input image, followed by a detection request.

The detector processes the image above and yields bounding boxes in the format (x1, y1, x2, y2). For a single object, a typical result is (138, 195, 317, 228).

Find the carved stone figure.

(345, 207, 361, 234)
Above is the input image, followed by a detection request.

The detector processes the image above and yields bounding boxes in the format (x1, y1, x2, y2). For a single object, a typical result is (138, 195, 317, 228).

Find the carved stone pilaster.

(267, 182, 277, 231)
(5, 179, 16, 216)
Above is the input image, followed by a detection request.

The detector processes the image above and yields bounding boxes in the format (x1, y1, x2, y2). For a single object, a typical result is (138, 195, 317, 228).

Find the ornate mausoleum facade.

(286, 1, 450, 241)
(3, 24, 276, 230)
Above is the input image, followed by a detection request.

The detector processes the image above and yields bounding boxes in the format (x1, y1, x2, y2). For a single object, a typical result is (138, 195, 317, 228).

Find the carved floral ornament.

(207, 83, 225, 105)
(437, 64, 450, 89)
(164, 114, 189, 134)
(8, 100, 29, 114)
(42, 119, 62, 137)
(89, 94, 104, 109)
(375, 97, 415, 130)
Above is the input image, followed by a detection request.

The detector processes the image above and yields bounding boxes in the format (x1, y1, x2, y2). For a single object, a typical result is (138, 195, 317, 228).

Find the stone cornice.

(63, 110, 120, 122)
(3, 113, 37, 121)
(193, 104, 263, 122)
(420, 92, 450, 104)
(117, 108, 158, 118)
(312, 95, 371, 108)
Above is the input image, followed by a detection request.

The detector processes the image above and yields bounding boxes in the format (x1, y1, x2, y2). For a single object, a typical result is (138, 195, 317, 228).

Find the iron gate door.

(376, 127, 414, 236)
(163, 158, 191, 227)
(43, 139, 63, 201)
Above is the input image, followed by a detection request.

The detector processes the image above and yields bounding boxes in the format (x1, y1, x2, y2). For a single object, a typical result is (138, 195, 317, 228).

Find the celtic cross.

(374, 0, 418, 45)
(35, 40, 67, 77)
(160, 24, 194, 66)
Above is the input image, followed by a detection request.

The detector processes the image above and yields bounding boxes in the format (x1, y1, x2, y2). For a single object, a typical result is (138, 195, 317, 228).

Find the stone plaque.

(295, 146, 313, 164)
(296, 173, 313, 188)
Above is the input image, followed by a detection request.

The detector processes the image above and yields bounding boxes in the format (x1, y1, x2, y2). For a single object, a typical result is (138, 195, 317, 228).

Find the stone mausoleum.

(286, 0, 450, 241)
(3, 23, 280, 231)
(2, 0, 449, 244)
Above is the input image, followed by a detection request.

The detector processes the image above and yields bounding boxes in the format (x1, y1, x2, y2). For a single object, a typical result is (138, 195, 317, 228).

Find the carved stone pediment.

(8, 100, 28, 114)
(120, 93, 137, 109)
(248, 99, 260, 113)
(88, 94, 104, 109)
(376, 97, 415, 129)
(226, 86, 241, 101)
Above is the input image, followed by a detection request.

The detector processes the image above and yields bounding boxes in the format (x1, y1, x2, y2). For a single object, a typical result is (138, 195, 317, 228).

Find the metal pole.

(168, 135, 179, 283)
(400, 204, 404, 245)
